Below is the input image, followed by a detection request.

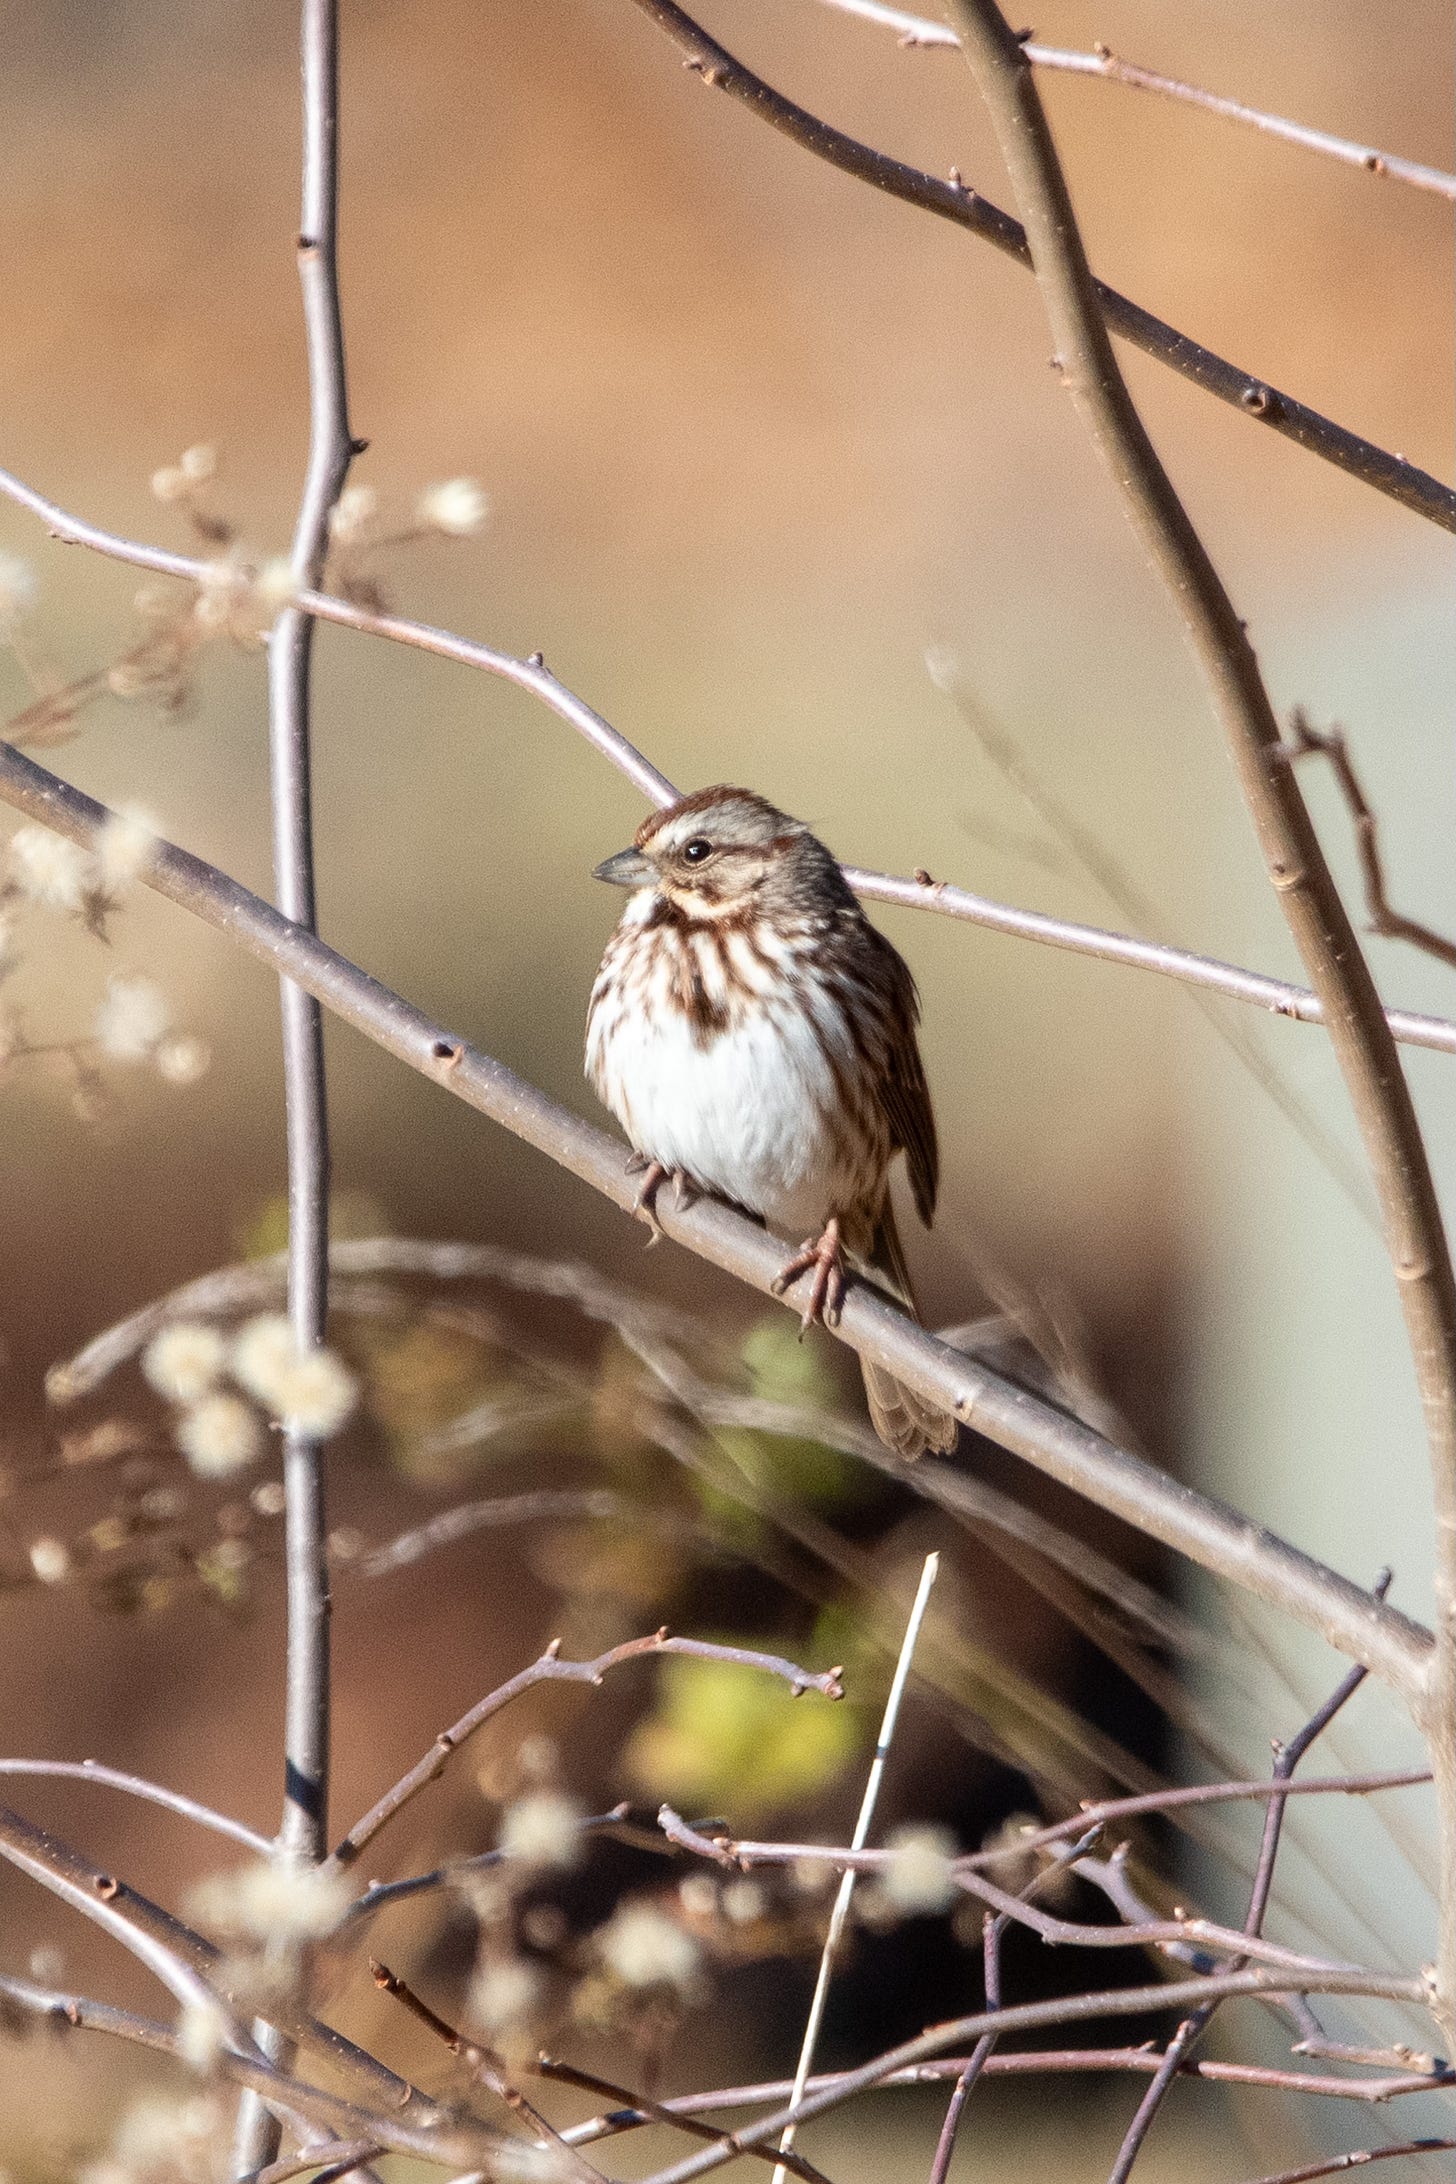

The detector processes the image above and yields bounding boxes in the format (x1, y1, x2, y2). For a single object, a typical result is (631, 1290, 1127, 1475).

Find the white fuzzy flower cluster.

(498, 1790, 583, 1871)
(0, 547, 37, 634)
(28, 1536, 70, 1585)
(150, 443, 218, 504)
(597, 1899, 701, 1992)
(141, 1314, 359, 1479)
(95, 974, 170, 1060)
(233, 1312, 358, 1436)
(80, 2091, 224, 2184)
(175, 1994, 229, 2074)
(187, 1857, 350, 1945)
(327, 482, 378, 542)
(467, 1954, 544, 2046)
(874, 1824, 960, 1916)
(8, 824, 93, 911)
(416, 477, 489, 537)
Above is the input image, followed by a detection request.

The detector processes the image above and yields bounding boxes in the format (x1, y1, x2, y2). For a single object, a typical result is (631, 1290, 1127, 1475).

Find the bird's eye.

(682, 837, 713, 863)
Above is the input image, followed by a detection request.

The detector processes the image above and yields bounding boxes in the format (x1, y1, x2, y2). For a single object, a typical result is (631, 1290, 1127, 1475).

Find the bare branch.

(1288, 712, 1456, 973)
(329, 1631, 843, 1872)
(811, 0, 1456, 199)
(940, 0, 1456, 2042)
(537, 2056, 835, 2184)
(232, 2, 354, 2164)
(620, 1, 1456, 533)
(2, 464, 1453, 1056)
(0, 739, 1431, 1696)
(629, 1967, 1429, 2184)
(1238, 2147, 1456, 2184)
(0, 1758, 272, 1854)
(0, 1969, 502, 2169)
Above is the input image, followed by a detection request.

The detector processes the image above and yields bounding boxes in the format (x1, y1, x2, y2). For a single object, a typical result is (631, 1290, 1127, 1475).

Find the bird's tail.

(855, 1202, 958, 1461)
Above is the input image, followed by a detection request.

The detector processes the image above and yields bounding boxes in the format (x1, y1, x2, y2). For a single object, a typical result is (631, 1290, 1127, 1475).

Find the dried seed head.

(176, 1393, 264, 1479)
(97, 808, 159, 892)
(143, 1323, 228, 1405)
(187, 1858, 350, 1944)
(417, 477, 489, 537)
(155, 1034, 212, 1087)
(8, 824, 93, 910)
(28, 1537, 70, 1585)
(179, 444, 217, 483)
(0, 549, 37, 633)
(498, 1791, 583, 1871)
(875, 1824, 959, 1915)
(597, 1900, 700, 1991)
(327, 483, 378, 541)
(95, 975, 171, 1060)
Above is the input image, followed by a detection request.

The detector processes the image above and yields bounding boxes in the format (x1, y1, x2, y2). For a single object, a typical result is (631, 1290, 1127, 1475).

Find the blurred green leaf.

(624, 1648, 862, 1820)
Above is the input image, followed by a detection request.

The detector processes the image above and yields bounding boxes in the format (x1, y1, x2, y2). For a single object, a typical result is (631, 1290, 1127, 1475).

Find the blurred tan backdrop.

(0, 0, 1451, 2168)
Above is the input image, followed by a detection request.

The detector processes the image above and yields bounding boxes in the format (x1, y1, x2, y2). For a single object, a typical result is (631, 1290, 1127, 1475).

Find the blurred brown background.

(0, 0, 1451, 2172)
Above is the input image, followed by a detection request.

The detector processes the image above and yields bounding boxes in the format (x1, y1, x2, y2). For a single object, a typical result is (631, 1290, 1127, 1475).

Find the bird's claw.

(628, 1157, 699, 1244)
(771, 1220, 846, 1334)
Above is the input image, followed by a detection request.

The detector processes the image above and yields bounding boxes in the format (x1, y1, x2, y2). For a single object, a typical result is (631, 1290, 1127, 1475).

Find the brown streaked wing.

(869, 927, 939, 1227)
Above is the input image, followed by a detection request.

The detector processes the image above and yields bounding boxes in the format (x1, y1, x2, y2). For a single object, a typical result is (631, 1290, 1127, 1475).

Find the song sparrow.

(586, 785, 957, 1459)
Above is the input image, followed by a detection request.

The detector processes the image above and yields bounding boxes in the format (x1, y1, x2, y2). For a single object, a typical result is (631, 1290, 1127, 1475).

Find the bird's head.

(592, 785, 847, 923)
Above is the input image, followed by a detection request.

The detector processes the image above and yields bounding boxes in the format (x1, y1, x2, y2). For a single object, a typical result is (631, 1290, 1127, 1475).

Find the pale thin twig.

(0, 1757, 271, 1853)
(2, 463, 1454, 1055)
(771, 1553, 938, 2183)
(235, 0, 354, 2166)
(1101, 1581, 1392, 2179)
(809, 0, 1456, 199)
(0, 740, 1431, 1697)
(1237, 2146, 1456, 2184)
(1287, 712, 1456, 973)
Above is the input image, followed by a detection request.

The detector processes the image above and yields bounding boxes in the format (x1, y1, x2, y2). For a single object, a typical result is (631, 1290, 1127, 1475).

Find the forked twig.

(811, 0, 1456, 199)
(1287, 711, 1456, 973)
(329, 1631, 842, 1872)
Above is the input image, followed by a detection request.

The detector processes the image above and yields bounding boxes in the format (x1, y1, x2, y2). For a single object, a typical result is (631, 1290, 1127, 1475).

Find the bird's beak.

(592, 846, 654, 888)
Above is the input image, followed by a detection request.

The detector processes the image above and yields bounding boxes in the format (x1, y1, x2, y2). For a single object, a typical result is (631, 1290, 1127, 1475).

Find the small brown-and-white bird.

(585, 785, 957, 1459)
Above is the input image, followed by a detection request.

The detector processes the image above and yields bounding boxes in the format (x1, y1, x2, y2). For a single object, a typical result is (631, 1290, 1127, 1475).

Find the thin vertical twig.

(927, 1823, 1101, 2184)
(232, 0, 355, 2169)
(771, 1553, 940, 2184)
(940, 0, 1456, 2047)
(1103, 1578, 1390, 2179)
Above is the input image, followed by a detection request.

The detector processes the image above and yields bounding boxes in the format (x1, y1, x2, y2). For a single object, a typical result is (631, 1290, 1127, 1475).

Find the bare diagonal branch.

(1, 462, 1453, 1055)
(621, 0, 1456, 533)
(0, 738, 1430, 1697)
(812, 0, 1456, 199)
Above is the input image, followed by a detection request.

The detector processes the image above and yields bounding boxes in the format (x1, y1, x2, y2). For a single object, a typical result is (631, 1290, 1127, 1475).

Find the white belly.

(587, 974, 853, 1237)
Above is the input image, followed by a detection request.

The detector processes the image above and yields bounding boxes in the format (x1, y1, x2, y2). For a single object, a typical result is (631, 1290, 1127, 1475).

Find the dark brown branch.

(940, 0, 1456, 2044)
(538, 2057, 836, 2184)
(622, 0, 1456, 534)
(1288, 712, 1456, 972)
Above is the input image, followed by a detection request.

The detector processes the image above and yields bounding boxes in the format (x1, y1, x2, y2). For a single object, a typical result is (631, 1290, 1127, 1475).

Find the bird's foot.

(627, 1155, 699, 1243)
(772, 1217, 846, 1333)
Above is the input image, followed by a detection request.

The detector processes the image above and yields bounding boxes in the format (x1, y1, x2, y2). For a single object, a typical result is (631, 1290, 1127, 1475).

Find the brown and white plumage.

(585, 786, 956, 1458)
